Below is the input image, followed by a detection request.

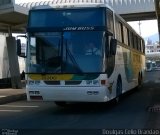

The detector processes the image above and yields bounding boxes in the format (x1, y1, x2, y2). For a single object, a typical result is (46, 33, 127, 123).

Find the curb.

(0, 93, 27, 105)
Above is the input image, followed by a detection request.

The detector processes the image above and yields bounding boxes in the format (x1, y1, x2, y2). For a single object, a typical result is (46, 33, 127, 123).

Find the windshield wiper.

(65, 40, 83, 73)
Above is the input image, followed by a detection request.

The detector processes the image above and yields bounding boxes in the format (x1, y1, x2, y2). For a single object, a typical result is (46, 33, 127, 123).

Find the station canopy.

(0, 0, 28, 33)
(0, 0, 159, 36)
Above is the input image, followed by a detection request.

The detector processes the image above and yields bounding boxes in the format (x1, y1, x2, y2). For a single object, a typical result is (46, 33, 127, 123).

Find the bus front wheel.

(54, 101, 66, 107)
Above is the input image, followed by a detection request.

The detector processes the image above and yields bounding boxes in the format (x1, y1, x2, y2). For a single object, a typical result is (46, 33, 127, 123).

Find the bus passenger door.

(105, 33, 116, 78)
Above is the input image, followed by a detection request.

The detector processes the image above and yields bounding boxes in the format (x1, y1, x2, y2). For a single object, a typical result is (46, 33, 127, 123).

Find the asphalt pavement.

(0, 72, 160, 131)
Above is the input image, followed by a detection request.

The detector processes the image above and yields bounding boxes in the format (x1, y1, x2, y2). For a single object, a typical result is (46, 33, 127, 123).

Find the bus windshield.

(28, 31, 104, 74)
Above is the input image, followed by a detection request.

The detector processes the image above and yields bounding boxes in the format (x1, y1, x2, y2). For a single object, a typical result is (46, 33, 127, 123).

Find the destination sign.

(63, 27, 95, 31)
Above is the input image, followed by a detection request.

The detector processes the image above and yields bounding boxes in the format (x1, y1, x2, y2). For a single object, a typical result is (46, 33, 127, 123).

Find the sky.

(15, 0, 159, 38)
(128, 20, 158, 38)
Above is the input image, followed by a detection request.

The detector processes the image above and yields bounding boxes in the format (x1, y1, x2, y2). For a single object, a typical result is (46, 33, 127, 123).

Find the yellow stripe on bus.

(28, 74, 73, 81)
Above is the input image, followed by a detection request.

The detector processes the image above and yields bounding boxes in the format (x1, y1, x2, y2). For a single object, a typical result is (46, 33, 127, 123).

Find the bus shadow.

(51, 96, 133, 115)
(52, 87, 142, 115)
(50, 99, 119, 114)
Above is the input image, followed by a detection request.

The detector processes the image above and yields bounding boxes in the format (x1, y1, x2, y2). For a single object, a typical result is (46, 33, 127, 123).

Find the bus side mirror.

(110, 38, 117, 55)
(17, 39, 21, 56)
(16, 39, 26, 58)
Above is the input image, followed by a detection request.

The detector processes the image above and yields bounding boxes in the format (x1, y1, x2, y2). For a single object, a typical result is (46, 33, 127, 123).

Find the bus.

(145, 60, 157, 71)
(17, 3, 145, 106)
(146, 61, 153, 71)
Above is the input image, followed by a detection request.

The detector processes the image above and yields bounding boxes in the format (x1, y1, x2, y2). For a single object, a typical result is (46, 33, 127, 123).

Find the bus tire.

(54, 101, 66, 107)
(115, 76, 122, 103)
(137, 73, 142, 90)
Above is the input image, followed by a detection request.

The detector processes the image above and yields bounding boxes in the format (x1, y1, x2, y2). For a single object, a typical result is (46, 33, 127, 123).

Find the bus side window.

(107, 9, 114, 35)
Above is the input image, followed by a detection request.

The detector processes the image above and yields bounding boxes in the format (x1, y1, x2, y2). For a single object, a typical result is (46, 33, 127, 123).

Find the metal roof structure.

(0, 0, 29, 33)
(0, 0, 159, 34)
(18, 0, 156, 21)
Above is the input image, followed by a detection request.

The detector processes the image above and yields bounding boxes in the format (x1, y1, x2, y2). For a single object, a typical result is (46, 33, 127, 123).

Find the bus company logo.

(108, 81, 114, 94)
(42, 75, 57, 81)
(63, 26, 95, 31)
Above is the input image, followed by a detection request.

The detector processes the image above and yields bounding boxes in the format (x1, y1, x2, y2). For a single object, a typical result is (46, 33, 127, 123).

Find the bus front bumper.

(26, 86, 110, 102)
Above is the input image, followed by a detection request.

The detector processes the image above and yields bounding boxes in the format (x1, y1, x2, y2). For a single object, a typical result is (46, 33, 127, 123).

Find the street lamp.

(138, 21, 141, 36)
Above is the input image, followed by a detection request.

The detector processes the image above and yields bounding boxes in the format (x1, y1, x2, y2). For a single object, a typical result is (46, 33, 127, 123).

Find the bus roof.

(29, 2, 143, 41)
(31, 2, 114, 12)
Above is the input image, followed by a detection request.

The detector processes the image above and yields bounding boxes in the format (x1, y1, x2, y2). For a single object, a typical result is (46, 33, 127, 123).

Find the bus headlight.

(86, 80, 99, 86)
(28, 80, 41, 85)
(35, 81, 40, 85)
(28, 80, 34, 85)
(86, 80, 92, 85)
(93, 80, 99, 85)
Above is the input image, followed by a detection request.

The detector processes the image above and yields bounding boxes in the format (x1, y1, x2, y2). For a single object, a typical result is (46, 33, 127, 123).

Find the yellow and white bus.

(17, 3, 145, 106)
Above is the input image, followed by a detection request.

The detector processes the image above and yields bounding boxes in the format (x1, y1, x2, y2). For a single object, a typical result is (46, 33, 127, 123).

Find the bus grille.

(44, 81, 60, 85)
(65, 81, 81, 85)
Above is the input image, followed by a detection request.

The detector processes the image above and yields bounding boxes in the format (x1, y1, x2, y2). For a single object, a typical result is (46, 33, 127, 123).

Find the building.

(145, 39, 160, 61)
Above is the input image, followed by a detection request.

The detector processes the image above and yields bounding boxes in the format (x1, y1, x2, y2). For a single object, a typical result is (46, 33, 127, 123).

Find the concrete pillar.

(6, 36, 22, 89)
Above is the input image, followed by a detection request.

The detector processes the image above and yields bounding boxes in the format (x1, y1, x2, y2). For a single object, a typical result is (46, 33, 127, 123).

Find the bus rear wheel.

(137, 73, 142, 90)
(115, 76, 122, 103)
